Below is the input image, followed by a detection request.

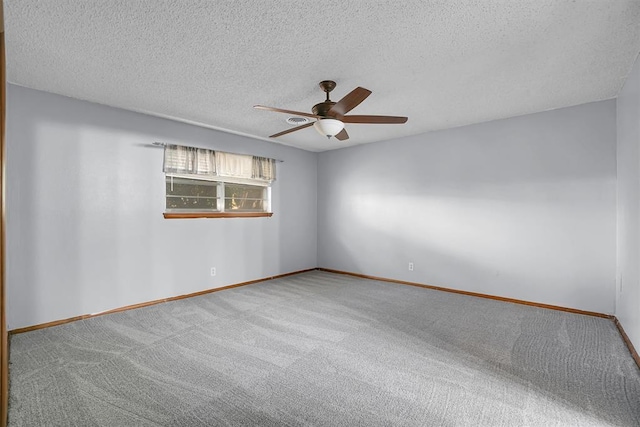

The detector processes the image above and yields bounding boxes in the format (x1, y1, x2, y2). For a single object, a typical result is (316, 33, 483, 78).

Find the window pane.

(165, 177, 218, 211)
(224, 183, 266, 212)
(224, 198, 264, 212)
(166, 196, 218, 210)
(166, 177, 217, 197)
(224, 183, 264, 199)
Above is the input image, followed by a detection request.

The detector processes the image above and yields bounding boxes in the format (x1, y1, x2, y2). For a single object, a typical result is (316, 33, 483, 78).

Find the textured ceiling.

(5, 1, 640, 152)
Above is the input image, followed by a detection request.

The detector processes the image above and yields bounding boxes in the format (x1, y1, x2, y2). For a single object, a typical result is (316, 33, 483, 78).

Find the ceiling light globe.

(314, 119, 344, 138)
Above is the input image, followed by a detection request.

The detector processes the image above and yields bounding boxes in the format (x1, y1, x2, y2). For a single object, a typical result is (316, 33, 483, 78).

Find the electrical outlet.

(408, 262, 414, 271)
(210, 267, 216, 277)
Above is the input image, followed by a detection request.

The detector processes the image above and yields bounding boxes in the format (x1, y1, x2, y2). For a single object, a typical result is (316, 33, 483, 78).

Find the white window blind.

(253, 156, 276, 182)
(163, 145, 216, 177)
(163, 145, 276, 184)
(216, 151, 253, 179)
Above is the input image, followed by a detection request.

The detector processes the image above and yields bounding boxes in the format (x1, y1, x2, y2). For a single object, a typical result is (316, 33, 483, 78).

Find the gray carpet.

(8, 270, 640, 426)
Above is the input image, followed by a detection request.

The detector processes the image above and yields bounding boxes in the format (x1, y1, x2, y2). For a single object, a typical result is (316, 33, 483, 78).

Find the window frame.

(163, 175, 273, 219)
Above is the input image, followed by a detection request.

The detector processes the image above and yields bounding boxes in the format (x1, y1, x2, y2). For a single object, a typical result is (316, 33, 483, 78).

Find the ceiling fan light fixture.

(314, 118, 344, 139)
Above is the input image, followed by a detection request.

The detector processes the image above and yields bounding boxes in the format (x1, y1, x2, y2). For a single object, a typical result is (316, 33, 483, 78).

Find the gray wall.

(318, 100, 617, 314)
(617, 53, 640, 350)
(6, 85, 318, 330)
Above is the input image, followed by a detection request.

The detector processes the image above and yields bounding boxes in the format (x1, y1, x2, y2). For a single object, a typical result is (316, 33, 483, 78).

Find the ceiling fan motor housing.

(312, 101, 337, 117)
(314, 80, 339, 117)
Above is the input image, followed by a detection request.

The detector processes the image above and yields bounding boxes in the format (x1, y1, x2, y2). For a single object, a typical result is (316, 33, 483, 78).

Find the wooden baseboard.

(318, 268, 612, 319)
(9, 268, 315, 335)
(612, 316, 640, 370)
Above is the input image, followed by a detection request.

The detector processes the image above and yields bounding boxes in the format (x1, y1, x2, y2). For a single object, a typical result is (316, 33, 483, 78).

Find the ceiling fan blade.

(254, 105, 321, 119)
(269, 121, 314, 138)
(334, 128, 349, 141)
(342, 115, 408, 124)
(328, 87, 372, 116)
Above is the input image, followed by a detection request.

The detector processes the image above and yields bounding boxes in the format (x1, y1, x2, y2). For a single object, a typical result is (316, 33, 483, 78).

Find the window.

(165, 177, 270, 214)
(162, 145, 275, 219)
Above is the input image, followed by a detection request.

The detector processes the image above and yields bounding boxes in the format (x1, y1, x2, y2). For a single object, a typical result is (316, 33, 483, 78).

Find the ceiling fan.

(254, 80, 408, 141)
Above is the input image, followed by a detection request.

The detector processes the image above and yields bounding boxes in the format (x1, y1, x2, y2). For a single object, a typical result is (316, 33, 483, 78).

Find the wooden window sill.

(164, 212, 273, 219)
